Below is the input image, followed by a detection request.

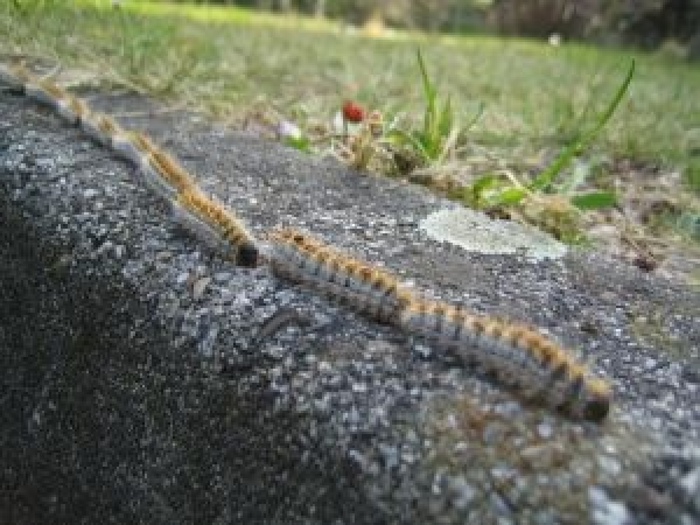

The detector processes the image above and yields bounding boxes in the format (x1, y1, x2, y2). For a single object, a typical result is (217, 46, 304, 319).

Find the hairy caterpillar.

(268, 228, 412, 323)
(176, 189, 258, 267)
(149, 148, 197, 193)
(25, 76, 70, 110)
(0, 63, 31, 92)
(116, 131, 198, 201)
(1, 60, 613, 421)
(80, 112, 122, 147)
(398, 297, 611, 422)
(53, 91, 88, 125)
(1, 61, 260, 267)
(1, 64, 86, 125)
(108, 131, 180, 201)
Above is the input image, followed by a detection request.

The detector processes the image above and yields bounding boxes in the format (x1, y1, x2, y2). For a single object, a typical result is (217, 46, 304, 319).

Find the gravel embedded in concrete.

(1, 89, 698, 525)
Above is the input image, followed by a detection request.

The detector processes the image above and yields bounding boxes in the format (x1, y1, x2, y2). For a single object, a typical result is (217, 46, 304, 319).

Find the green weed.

(456, 60, 635, 241)
(531, 60, 635, 193)
(387, 48, 482, 166)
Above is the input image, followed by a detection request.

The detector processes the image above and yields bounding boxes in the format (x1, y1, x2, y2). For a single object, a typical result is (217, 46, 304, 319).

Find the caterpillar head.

(563, 376, 611, 423)
(236, 241, 260, 268)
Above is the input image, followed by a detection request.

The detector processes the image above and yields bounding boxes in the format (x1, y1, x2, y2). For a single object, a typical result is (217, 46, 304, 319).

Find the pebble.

(598, 455, 622, 477)
(449, 475, 476, 510)
(213, 271, 232, 283)
(644, 357, 658, 370)
(536, 422, 554, 440)
(680, 466, 700, 506)
(412, 343, 432, 359)
(192, 276, 211, 300)
(589, 487, 630, 525)
(379, 444, 399, 470)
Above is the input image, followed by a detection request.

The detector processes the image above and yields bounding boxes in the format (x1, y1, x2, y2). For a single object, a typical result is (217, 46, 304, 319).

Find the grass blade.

(530, 59, 635, 192)
(386, 128, 430, 160)
(570, 191, 617, 210)
(439, 94, 453, 138)
(416, 48, 436, 135)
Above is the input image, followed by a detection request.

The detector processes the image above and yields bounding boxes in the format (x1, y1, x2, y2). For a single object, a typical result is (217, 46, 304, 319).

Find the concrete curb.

(1, 89, 698, 525)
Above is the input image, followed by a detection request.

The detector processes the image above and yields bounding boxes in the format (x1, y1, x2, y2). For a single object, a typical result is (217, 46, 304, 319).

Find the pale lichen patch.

(420, 207, 568, 261)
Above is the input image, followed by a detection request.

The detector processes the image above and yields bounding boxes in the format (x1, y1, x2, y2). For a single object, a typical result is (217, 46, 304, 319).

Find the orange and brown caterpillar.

(1, 61, 259, 267)
(268, 228, 412, 323)
(0, 63, 31, 91)
(77, 112, 198, 202)
(0, 63, 88, 125)
(398, 297, 611, 422)
(79, 111, 123, 147)
(112, 131, 198, 201)
(2, 63, 181, 194)
(175, 189, 258, 267)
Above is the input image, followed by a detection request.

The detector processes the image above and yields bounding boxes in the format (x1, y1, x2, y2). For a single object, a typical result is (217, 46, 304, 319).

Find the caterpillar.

(0, 60, 612, 421)
(253, 307, 315, 346)
(0, 61, 260, 267)
(398, 297, 611, 422)
(176, 189, 258, 267)
(0, 62, 31, 92)
(268, 228, 412, 324)
(267, 228, 611, 420)
(80, 111, 121, 147)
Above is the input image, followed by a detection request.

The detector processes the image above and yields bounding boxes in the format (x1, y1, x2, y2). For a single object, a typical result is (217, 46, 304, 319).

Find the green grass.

(2, 0, 699, 256)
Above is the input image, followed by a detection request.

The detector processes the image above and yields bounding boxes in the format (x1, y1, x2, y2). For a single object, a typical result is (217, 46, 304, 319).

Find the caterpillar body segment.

(139, 156, 180, 202)
(398, 297, 611, 422)
(271, 258, 401, 322)
(122, 132, 197, 193)
(55, 93, 89, 125)
(177, 189, 259, 267)
(269, 229, 407, 300)
(268, 229, 411, 323)
(24, 77, 68, 109)
(97, 114, 122, 141)
(111, 132, 183, 202)
(0, 63, 31, 92)
(79, 111, 117, 147)
(124, 144, 192, 201)
(24, 77, 86, 126)
(111, 132, 176, 199)
(170, 198, 240, 260)
(0, 64, 82, 126)
(148, 149, 197, 193)
(111, 131, 149, 166)
(178, 189, 252, 245)
(131, 131, 160, 155)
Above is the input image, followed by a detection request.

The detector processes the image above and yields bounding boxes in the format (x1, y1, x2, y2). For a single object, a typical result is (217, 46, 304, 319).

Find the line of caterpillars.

(0, 62, 611, 422)
(0, 63, 258, 266)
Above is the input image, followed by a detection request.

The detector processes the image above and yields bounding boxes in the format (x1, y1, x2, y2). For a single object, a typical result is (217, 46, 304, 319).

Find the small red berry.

(342, 101, 365, 123)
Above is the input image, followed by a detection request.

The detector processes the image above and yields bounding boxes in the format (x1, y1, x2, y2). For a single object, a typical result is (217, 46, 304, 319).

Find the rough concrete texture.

(0, 88, 698, 525)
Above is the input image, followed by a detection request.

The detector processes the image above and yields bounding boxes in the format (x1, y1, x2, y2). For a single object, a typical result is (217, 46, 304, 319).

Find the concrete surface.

(1, 88, 698, 525)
